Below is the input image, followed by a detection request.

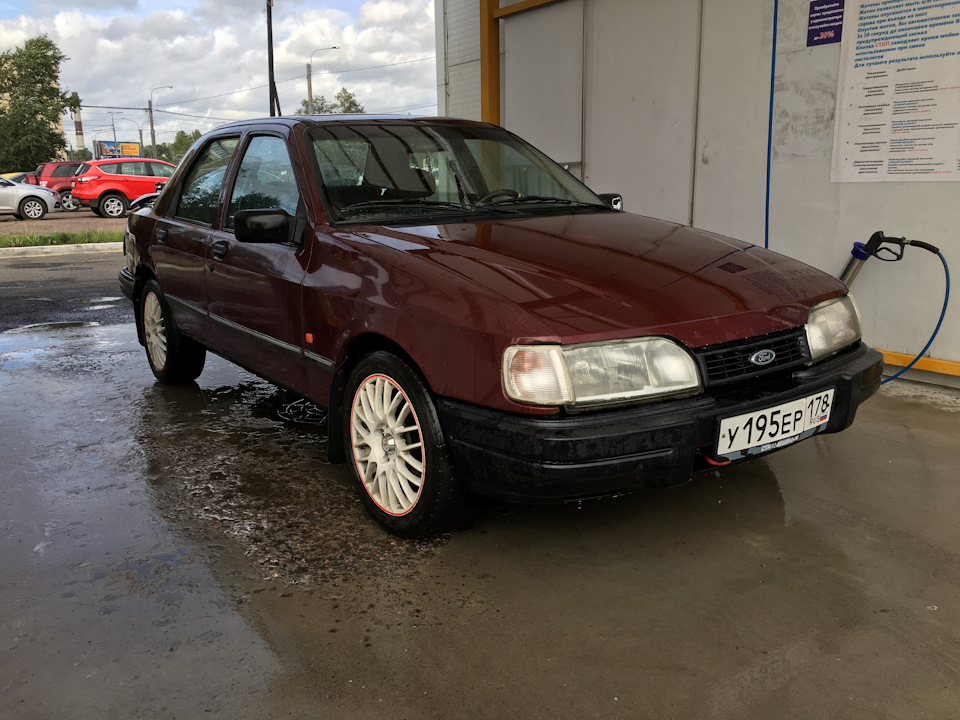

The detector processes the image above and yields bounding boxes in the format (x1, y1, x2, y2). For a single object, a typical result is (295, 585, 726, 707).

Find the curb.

(0, 242, 123, 259)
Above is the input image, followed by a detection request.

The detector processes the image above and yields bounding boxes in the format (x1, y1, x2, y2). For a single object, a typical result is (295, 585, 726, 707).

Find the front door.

(204, 134, 311, 396)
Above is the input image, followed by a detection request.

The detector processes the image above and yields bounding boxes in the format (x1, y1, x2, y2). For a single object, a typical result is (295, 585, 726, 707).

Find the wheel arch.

(97, 188, 129, 202)
(130, 267, 158, 346)
(326, 332, 428, 465)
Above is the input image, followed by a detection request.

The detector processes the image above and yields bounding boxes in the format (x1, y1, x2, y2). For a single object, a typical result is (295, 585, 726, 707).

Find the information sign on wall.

(832, 0, 960, 182)
(808, 0, 845, 46)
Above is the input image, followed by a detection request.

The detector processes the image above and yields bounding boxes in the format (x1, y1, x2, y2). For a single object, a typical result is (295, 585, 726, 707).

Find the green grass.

(0, 230, 124, 248)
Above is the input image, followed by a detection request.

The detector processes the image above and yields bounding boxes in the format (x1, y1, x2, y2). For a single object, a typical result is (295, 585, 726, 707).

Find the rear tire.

(60, 191, 80, 211)
(18, 197, 47, 220)
(343, 351, 469, 538)
(100, 193, 128, 218)
(140, 279, 206, 384)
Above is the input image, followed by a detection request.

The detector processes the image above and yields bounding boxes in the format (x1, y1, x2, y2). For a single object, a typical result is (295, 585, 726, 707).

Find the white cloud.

(0, 0, 437, 151)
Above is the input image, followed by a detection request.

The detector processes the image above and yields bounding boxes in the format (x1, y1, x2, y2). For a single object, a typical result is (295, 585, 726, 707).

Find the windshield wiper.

(488, 196, 610, 209)
(339, 198, 516, 217)
(339, 198, 473, 213)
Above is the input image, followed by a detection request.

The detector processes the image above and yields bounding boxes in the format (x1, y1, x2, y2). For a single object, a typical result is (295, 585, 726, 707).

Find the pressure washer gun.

(838, 230, 950, 384)
(839, 230, 941, 288)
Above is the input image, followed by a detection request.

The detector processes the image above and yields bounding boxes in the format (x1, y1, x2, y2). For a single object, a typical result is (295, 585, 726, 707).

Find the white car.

(0, 176, 59, 220)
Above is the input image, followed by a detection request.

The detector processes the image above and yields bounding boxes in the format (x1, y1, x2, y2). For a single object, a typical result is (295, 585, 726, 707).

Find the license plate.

(717, 389, 835, 457)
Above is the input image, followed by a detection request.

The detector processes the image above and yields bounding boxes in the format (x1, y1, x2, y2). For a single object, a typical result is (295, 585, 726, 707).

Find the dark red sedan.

(119, 116, 882, 537)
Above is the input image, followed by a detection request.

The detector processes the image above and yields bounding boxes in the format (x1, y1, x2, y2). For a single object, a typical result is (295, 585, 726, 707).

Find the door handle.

(211, 241, 229, 259)
(155, 228, 167, 242)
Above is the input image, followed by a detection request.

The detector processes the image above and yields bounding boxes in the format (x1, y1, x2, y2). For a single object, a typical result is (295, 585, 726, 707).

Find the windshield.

(308, 122, 608, 224)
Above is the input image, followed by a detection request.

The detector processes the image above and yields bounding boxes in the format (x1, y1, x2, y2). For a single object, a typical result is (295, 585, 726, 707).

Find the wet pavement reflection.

(1, 322, 959, 719)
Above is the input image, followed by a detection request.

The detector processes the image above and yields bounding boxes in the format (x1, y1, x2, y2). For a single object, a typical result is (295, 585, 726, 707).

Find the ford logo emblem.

(750, 349, 777, 366)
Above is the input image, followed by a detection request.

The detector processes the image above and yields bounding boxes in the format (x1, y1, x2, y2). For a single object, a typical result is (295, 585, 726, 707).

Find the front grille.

(694, 328, 810, 386)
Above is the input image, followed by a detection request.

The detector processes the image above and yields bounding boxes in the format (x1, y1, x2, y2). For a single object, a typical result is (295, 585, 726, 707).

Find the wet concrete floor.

(1, 321, 959, 719)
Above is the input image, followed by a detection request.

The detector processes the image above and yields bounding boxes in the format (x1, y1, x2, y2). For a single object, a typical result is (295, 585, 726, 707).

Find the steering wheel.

(476, 188, 520, 205)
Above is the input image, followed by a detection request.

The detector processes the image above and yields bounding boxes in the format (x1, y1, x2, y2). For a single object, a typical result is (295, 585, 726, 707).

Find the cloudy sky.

(0, 0, 438, 152)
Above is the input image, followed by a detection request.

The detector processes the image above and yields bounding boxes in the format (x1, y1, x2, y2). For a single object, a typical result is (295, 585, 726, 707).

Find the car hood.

(351, 211, 847, 348)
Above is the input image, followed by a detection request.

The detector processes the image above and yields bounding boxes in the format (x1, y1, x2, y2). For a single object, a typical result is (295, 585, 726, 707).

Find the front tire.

(343, 351, 468, 538)
(100, 193, 128, 218)
(140, 279, 206, 383)
(18, 197, 47, 220)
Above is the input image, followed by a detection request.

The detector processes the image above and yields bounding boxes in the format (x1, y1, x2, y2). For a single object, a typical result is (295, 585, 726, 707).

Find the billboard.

(96, 141, 143, 159)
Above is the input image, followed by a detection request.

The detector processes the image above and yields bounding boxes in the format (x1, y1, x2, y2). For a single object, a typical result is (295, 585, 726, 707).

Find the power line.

(157, 56, 436, 107)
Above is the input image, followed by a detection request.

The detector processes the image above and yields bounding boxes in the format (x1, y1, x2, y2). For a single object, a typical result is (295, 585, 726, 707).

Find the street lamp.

(149, 85, 173, 159)
(307, 46, 340, 114)
(119, 117, 147, 156)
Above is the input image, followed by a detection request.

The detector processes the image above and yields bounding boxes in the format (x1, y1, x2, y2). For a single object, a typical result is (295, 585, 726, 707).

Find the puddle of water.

(73, 297, 122, 304)
(4, 321, 101, 334)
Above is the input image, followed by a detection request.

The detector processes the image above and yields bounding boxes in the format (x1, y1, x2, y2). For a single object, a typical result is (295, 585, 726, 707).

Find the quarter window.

(175, 138, 240, 225)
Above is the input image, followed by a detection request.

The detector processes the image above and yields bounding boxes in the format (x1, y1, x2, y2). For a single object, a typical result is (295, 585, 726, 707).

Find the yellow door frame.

(480, 0, 563, 123)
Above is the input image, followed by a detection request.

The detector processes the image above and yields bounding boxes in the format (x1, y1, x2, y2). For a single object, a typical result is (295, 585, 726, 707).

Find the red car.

(34, 161, 82, 210)
(72, 158, 175, 218)
(119, 117, 882, 537)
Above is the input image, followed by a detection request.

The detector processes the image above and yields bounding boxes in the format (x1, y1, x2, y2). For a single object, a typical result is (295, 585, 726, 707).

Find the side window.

(150, 164, 174, 178)
(121, 161, 149, 177)
(101, 164, 122, 175)
(225, 136, 301, 230)
(51, 164, 79, 177)
(175, 137, 240, 225)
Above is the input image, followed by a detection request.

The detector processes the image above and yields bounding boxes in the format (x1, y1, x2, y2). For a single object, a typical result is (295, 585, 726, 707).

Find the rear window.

(150, 163, 174, 178)
(76, 164, 91, 175)
(51, 164, 80, 177)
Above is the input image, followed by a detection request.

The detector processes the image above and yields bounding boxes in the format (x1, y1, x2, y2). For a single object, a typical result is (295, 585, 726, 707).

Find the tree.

(294, 86, 365, 115)
(335, 87, 364, 114)
(169, 130, 202, 162)
(0, 35, 81, 171)
(66, 147, 92, 162)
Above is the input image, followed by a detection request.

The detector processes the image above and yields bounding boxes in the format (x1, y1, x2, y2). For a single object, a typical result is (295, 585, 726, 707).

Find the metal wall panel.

(503, 0, 584, 169)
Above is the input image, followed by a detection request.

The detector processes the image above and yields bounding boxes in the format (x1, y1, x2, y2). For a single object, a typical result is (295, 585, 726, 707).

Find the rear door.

(150, 136, 241, 339)
(203, 132, 311, 395)
(118, 161, 155, 201)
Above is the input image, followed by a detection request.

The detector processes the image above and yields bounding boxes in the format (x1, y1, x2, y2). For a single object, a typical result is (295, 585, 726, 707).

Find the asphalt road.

(0, 246, 131, 332)
(2, 250, 960, 719)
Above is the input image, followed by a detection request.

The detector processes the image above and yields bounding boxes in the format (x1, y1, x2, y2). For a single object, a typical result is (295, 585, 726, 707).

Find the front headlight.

(805, 294, 862, 362)
(503, 337, 701, 407)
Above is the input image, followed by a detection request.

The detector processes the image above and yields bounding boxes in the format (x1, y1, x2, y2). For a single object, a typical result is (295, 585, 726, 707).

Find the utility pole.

(267, 0, 277, 116)
(306, 62, 312, 115)
(149, 86, 173, 159)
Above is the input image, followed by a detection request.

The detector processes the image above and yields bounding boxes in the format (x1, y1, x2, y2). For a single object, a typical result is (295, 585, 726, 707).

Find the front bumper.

(437, 342, 883, 503)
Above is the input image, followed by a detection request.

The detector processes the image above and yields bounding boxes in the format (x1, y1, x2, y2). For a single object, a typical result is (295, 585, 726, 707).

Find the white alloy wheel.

(350, 373, 425, 516)
(143, 290, 168, 371)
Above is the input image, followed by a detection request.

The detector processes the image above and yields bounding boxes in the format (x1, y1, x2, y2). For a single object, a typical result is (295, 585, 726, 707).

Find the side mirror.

(598, 193, 623, 211)
(234, 208, 293, 244)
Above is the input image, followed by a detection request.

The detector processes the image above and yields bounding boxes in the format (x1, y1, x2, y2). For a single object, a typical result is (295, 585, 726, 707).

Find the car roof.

(207, 114, 494, 133)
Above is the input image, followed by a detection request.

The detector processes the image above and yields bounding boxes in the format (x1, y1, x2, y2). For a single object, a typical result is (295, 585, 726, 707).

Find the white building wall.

(436, 0, 960, 371)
